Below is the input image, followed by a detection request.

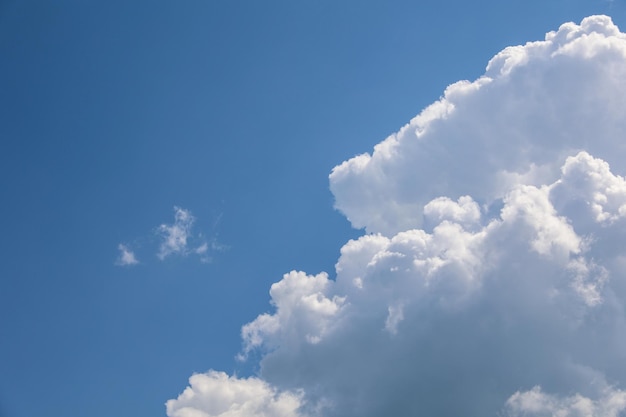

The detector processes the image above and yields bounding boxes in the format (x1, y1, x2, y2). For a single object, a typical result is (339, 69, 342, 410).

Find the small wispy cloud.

(117, 206, 228, 266)
(157, 206, 196, 260)
(195, 242, 209, 254)
(115, 244, 139, 266)
(194, 237, 229, 264)
(194, 241, 211, 263)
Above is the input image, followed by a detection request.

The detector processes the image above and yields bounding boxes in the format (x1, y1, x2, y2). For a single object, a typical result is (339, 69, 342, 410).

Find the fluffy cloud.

(330, 15, 626, 236)
(168, 16, 626, 417)
(166, 371, 306, 417)
(115, 243, 138, 266)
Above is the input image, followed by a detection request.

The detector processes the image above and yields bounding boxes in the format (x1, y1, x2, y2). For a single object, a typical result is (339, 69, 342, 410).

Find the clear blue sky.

(1, 1, 625, 416)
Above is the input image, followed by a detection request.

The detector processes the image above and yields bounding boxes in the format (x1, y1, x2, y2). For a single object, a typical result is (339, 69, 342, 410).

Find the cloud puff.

(158, 207, 197, 260)
(168, 16, 626, 417)
(166, 371, 306, 417)
(115, 243, 138, 266)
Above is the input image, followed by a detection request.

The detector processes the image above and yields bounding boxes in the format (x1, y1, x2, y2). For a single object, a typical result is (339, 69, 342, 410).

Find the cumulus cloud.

(166, 371, 306, 417)
(330, 15, 626, 236)
(168, 16, 626, 417)
(115, 243, 138, 266)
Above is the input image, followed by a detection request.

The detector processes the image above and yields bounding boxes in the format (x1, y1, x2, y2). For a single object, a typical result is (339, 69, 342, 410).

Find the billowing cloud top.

(330, 14, 626, 236)
(167, 16, 626, 417)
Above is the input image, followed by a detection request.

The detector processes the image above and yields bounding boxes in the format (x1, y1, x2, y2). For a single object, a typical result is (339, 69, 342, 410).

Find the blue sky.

(2, 1, 626, 417)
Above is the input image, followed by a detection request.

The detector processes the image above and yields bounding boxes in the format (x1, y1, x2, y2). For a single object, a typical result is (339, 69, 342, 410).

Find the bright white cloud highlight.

(166, 371, 306, 417)
(169, 16, 626, 417)
(329, 15, 626, 236)
(115, 243, 138, 266)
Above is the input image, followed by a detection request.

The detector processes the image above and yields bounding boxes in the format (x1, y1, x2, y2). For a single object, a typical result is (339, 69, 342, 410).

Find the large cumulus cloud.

(168, 16, 626, 417)
(330, 14, 626, 236)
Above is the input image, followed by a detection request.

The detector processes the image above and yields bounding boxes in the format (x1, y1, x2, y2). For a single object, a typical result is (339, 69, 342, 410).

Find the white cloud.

(118, 206, 227, 265)
(169, 16, 626, 417)
(506, 386, 626, 417)
(166, 371, 307, 417)
(195, 242, 209, 255)
(158, 207, 197, 260)
(115, 243, 138, 266)
(157, 206, 224, 261)
(329, 15, 626, 237)
(194, 237, 230, 264)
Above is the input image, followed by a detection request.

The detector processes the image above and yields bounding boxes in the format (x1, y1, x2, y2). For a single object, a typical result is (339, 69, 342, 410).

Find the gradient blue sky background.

(1, 1, 625, 416)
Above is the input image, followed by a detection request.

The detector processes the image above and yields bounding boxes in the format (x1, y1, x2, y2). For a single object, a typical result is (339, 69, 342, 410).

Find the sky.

(2, 1, 626, 417)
